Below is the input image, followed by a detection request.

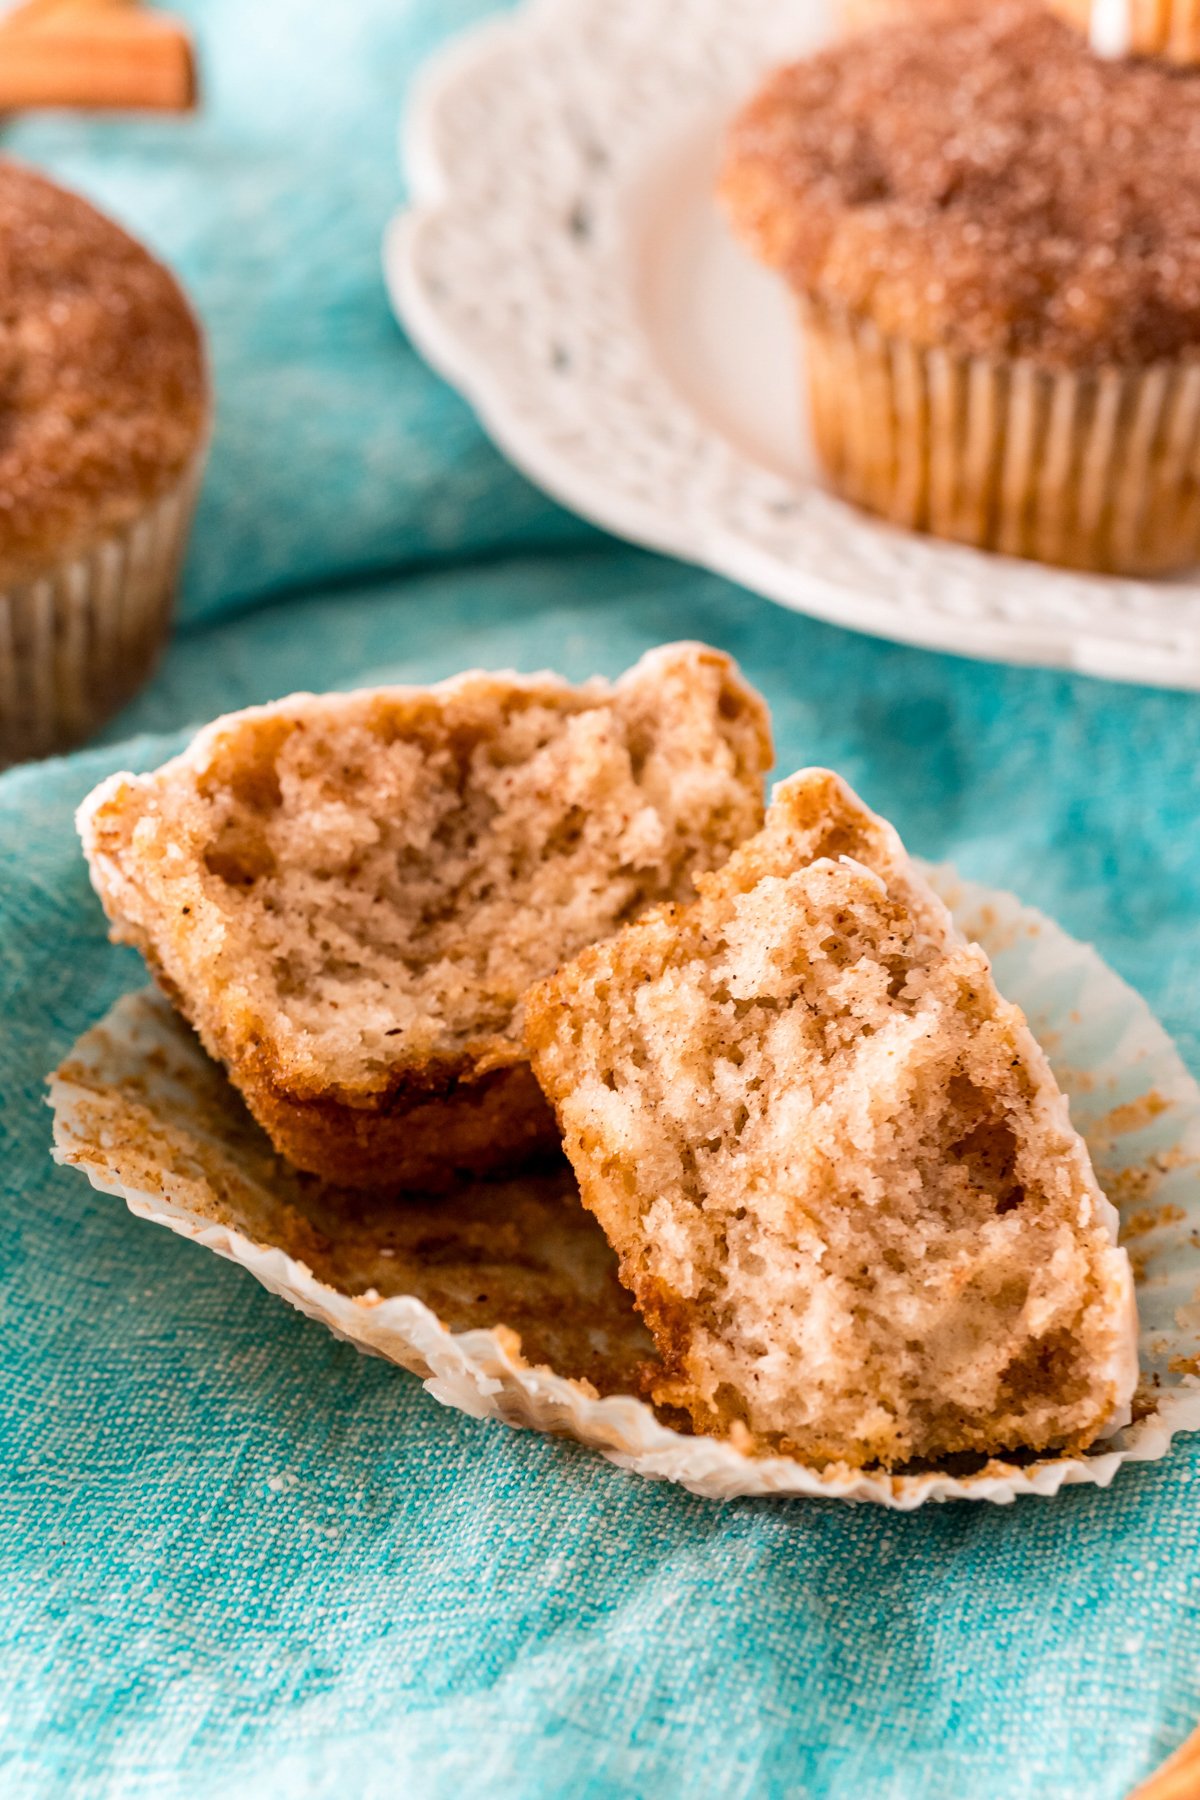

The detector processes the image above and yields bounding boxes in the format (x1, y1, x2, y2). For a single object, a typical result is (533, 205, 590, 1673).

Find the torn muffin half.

(525, 769, 1138, 1471)
(78, 644, 772, 1188)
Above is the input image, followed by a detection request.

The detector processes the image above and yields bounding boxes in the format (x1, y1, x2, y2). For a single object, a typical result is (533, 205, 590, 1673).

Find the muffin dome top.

(721, 0, 1200, 368)
(0, 160, 207, 585)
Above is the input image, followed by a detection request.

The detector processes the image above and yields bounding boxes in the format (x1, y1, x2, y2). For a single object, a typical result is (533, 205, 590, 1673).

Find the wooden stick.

(0, 2, 196, 112)
(1132, 1722, 1200, 1800)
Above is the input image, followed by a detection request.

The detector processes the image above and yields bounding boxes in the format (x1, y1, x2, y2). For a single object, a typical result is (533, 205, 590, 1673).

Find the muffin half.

(0, 160, 208, 765)
(722, 3, 1200, 573)
(79, 646, 772, 1189)
(526, 770, 1138, 1470)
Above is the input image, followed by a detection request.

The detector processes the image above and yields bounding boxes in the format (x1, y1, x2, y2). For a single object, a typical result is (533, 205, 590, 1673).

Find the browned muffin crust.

(0, 159, 207, 586)
(721, 0, 1200, 368)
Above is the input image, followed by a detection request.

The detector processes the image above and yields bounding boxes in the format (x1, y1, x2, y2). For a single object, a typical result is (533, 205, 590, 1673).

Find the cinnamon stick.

(0, 3, 196, 112)
(1132, 1723, 1200, 1800)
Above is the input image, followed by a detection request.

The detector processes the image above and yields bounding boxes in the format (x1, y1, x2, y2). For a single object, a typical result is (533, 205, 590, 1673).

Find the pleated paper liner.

(801, 299, 1200, 575)
(50, 870, 1200, 1507)
(0, 450, 206, 769)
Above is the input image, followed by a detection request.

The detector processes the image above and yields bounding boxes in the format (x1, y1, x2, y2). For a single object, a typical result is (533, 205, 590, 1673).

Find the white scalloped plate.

(51, 870, 1200, 1507)
(385, 0, 1200, 689)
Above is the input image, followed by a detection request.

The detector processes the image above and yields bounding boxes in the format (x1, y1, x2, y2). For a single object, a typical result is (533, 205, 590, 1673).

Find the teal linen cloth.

(3, 4, 1200, 1795)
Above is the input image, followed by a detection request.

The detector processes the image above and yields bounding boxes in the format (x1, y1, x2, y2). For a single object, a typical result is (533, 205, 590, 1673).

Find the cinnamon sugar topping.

(722, 1, 1200, 366)
(0, 160, 207, 585)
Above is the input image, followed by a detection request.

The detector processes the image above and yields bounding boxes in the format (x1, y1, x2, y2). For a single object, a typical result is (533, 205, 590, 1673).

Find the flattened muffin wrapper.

(51, 869, 1200, 1507)
(0, 449, 207, 768)
(801, 299, 1200, 575)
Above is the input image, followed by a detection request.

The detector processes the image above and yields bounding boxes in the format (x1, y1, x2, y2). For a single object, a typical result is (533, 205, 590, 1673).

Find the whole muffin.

(0, 161, 208, 766)
(721, 2, 1200, 574)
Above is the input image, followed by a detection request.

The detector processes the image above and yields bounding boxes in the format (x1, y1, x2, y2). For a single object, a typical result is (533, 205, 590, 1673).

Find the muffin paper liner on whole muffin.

(1049, 0, 1200, 62)
(0, 449, 206, 769)
(49, 870, 1200, 1507)
(801, 300, 1200, 576)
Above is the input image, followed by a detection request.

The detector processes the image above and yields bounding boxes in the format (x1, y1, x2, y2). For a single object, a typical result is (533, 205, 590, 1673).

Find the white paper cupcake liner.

(801, 299, 1200, 575)
(0, 451, 205, 769)
(49, 869, 1200, 1507)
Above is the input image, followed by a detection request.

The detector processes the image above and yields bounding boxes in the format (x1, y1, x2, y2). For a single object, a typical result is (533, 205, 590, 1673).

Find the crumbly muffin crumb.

(79, 645, 772, 1187)
(722, 0, 1200, 366)
(526, 770, 1137, 1470)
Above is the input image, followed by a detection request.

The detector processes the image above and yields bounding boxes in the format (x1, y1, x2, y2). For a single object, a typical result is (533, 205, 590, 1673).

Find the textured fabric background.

(2, 3, 1199, 1795)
